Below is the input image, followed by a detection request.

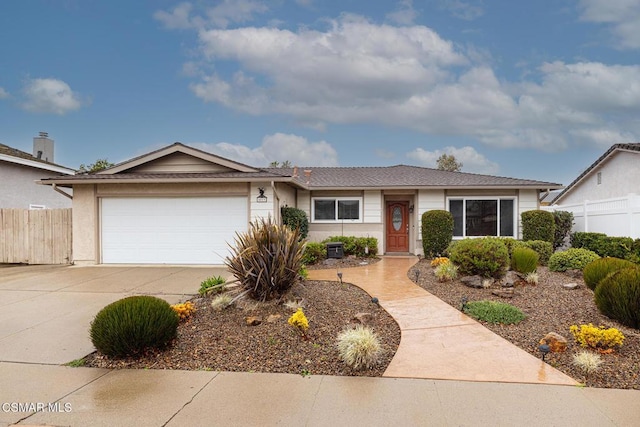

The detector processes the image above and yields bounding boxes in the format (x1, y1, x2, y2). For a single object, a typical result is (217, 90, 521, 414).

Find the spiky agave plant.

(225, 217, 304, 302)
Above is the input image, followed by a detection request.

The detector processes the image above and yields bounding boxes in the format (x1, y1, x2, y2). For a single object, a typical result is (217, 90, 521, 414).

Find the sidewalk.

(2, 363, 639, 427)
(308, 256, 576, 385)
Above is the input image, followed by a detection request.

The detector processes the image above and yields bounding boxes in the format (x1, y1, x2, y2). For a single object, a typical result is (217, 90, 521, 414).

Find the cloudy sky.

(1, 0, 639, 184)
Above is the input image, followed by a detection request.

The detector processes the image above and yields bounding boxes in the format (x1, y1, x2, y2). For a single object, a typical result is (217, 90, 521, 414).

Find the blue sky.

(1, 0, 639, 185)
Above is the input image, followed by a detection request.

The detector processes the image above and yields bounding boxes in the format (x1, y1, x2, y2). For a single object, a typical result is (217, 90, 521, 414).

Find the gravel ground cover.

(409, 259, 640, 389)
(85, 271, 400, 377)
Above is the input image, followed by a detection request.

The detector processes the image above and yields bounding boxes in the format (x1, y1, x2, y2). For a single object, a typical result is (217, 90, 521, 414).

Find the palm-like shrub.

(90, 296, 179, 358)
(225, 217, 304, 301)
(449, 237, 509, 278)
(594, 267, 640, 329)
(583, 257, 637, 291)
(511, 247, 539, 274)
(548, 248, 600, 272)
(421, 210, 454, 257)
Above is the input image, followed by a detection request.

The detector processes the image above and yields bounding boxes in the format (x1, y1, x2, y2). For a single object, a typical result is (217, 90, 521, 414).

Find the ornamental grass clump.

(462, 300, 526, 325)
(337, 325, 382, 370)
(594, 267, 640, 329)
(210, 293, 233, 311)
(435, 261, 458, 282)
(90, 296, 179, 358)
(226, 217, 304, 302)
(573, 350, 603, 376)
(511, 247, 539, 274)
(569, 323, 624, 352)
(583, 257, 637, 291)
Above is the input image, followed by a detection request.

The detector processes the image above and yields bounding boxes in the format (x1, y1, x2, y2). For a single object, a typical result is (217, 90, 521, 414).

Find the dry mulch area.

(85, 277, 400, 377)
(409, 260, 640, 389)
(307, 256, 381, 270)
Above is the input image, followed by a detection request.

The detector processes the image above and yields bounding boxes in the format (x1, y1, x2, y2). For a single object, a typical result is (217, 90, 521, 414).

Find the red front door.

(386, 202, 409, 252)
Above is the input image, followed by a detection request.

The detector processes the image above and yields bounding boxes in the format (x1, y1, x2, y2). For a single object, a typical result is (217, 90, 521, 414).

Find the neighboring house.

(553, 143, 640, 205)
(0, 133, 75, 209)
(40, 143, 562, 265)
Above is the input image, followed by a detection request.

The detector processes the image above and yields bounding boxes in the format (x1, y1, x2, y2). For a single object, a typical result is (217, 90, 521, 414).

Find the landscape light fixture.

(539, 344, 551, 361)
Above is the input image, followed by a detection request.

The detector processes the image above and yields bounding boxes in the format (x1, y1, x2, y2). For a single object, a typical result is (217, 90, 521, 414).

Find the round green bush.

(463, 300, 526, 324)
(511, 247, 539, 274)
(449, 237, 509, 278)
(523, 240, 553, 266)
(281, 206, 309, 238)
(421, 210, 454, 258)
(521, 210, 555, 243)
(548, 248, 600, 272)
(302, 242, 327, 265)
(90, 296, 179, 358)
(594, 267, 640, 329)
(583, 257, 637, 290)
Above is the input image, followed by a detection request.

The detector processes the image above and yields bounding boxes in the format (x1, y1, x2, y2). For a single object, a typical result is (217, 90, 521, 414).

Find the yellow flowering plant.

(569, 323, 624, 353)
(288, 308, 309, 337)
(171, 302, 196, 321)
(430, 257, 450, 268)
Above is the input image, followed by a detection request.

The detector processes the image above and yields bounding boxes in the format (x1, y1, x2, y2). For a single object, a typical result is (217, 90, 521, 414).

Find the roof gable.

(554, 143, 640, 204)
(100, 143, 259, 175)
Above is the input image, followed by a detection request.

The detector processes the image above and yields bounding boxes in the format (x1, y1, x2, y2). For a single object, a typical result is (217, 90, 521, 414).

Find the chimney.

(304, 169, 312, 184)
(33, 132, 54, 163)
(293, 166, 299, 178)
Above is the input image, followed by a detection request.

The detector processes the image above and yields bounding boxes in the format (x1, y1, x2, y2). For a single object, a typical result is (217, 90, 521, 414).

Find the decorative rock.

(501, 271, 519, 288)
(245, 316, 262, 326)
(460, 275, 484, 289)
(565, 269, 583, 279)
(323, 258, 338, 266)
(563, 282, 579, 290)
(539, 332, 568, 353)
(353, 312, 373, 325)
(266, 314, 282, 323)
(491, 289, 514, 298)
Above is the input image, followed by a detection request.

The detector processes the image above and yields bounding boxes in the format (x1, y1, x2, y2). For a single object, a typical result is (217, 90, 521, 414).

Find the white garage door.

(101, 197, 248, 264)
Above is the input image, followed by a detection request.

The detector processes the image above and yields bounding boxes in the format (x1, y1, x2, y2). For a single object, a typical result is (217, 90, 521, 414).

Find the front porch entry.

(385, 201, 410, 253)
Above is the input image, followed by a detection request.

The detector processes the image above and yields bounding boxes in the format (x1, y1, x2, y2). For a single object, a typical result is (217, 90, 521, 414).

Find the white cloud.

(387, 0, 419, 25)
(190, 133, 339, 166)
(578, 0, 640, 49)
(154, 0, 267, 30)
(438, 0, 484, 21)
(164, 12, 640, 153)
(407, 146, 499, 174)
(21, 78, 83, 115)
(0, 87, 9, 99)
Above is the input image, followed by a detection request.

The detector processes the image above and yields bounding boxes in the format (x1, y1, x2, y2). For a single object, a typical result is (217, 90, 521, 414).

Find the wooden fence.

(0, 208, 72, 264)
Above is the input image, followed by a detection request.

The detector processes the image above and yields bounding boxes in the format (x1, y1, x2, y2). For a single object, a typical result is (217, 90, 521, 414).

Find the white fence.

(543, 193, 640, 239)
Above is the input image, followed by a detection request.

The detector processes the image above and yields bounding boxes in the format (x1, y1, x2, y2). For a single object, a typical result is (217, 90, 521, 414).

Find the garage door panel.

(101, 197, 247, 264)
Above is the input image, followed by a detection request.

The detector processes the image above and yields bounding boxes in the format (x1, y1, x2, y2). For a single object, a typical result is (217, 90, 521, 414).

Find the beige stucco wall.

(71, 185, 97, 265)
(0, 161, 72, 209)
(558, 151, 640, 205)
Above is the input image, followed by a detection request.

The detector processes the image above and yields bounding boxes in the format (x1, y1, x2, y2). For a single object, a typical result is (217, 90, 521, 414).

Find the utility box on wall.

(326, 242, 344, 259)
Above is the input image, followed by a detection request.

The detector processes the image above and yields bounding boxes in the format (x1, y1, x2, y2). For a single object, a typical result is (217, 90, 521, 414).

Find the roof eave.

(0, 153, 76, 175)
(38, 176, 298, 187)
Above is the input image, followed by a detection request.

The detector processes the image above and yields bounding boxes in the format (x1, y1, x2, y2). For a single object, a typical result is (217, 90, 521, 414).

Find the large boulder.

(539, 332, 568, 353)
(460, 275, 484, 289)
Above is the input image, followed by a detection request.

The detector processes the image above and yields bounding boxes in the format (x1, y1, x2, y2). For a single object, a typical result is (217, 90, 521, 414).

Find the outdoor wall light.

(409, 204, 415, 213)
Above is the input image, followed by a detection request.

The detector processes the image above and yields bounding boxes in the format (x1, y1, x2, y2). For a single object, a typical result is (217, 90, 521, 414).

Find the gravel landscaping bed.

(85, 278, 400, 377)
(409, 259, 640, 390)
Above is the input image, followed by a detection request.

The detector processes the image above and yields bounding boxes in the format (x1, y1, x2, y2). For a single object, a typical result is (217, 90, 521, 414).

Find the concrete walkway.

(308, 256, 577, 385)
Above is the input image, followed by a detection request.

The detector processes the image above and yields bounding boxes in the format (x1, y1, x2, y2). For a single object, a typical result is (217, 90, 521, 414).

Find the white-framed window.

(447, 197, 516, 238)
(311, 197, 363, 223)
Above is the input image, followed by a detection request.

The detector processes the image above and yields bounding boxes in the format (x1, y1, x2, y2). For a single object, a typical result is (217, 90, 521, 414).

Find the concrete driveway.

(0, 265, 226, 365)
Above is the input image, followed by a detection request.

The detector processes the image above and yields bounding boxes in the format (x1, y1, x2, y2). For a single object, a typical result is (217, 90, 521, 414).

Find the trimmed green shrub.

(523, 240, 553, 266)
(595, 267, 640, 329)
(281, 206, 309, 239)
(583, 257, 637, 290)
(571, 232, 607, 252)
(553, 211, 574, 250)
(444, 240, 460, 257)
(323, 236, 378, 257)
(501, 238, 526, 259)
(511, 247, 539, 274)
(463, 300, 526, 324)
(521, 210, 555, 243)
(548, 248, 600, 272)
(90, 296, 179, 358)
(302, 242, 326, 265)
(226, 217, 305, 301)
(421, 210, 454, 258)
(449, 237, 510, 278)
